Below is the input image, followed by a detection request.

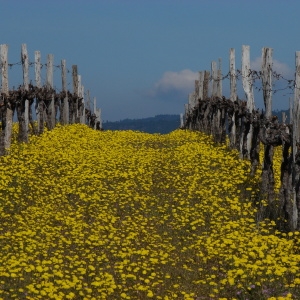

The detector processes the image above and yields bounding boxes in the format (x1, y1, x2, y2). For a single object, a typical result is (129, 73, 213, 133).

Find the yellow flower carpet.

(0, 124, 299, 299)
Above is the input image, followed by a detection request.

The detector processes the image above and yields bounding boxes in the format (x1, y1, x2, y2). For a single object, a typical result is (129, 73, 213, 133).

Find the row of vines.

(0, 43, 102, 156)
(183, 45, 300, 232)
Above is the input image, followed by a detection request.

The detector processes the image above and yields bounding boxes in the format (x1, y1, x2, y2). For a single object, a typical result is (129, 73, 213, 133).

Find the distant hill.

(103, 114, 181, 134)
(102, 110, 290, 135)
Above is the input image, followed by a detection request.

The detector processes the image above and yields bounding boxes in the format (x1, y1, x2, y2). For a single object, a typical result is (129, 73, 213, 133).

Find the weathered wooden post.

(80, 84, 85, 125)
(86, 90, 91, 110)
(35, 50, 44, 134)
(93, 97, 97, 130)
(72, 65, 78, 123)
(180, 113, 184, 128)
(260, 47, 276, 213)
(46, 54, 55, 129)
(211, 61, 218, 98)
(194, 79, 200, 129)
(211, 62, 217, 138)
(196, 71, 205, 131)
(241, 45, 255, 159)
(61, 59, 69, 125)
(184, 103, 189, 128)
(21, 44, 29, 143)
(187, 93, 192, 126)
(86, 89, 91, 126)
(198, 71, 204, 100)
(217, 58, 222, 98)
(262, 48, 273, 118)
(292, 51, 300, 230)
(278, 100, 292, 231)
(202, 70, 211, 134)
(188, 92, 196, 129)
(218, 58, 226, 142)
(194, 80, 199, 103)
(211, 60, 222, 141)
(35, 51, 42, 90)
(229, 48, 237, 148)
(77, 74, 82, 123)
(203, 70, 210, 99)
(0, 44, 11, 155)
(190, 91, 197, 110)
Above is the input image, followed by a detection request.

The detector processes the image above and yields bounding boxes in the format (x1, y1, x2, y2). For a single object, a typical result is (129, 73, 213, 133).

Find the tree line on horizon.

(103, 110, 289, 134)
(103, 114, 181, 134)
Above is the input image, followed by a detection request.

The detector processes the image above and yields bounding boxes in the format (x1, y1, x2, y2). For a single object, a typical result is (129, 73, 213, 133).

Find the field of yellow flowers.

(0, 124, 300, 299)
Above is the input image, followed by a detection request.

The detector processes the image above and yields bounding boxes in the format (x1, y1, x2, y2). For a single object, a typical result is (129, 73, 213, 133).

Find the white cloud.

(251, 57, 292, 77)
(152, 69, 198, 94)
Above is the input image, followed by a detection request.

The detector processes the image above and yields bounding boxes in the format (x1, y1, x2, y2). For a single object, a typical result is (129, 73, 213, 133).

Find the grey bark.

(241, 45, 255, 159)
(229, 48, 237, 148)
(46, 54, 55, 130)
(0, 44, 12, 155)
(19, 44, 29, 143)
(35, 51, 44, 135)
(61, 59, 69, 125)
(261, 47, 275, 205)
(72, 65, 79, 123)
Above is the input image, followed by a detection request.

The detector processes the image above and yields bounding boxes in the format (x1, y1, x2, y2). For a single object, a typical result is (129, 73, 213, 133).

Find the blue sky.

(1, 0, 300, 121)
